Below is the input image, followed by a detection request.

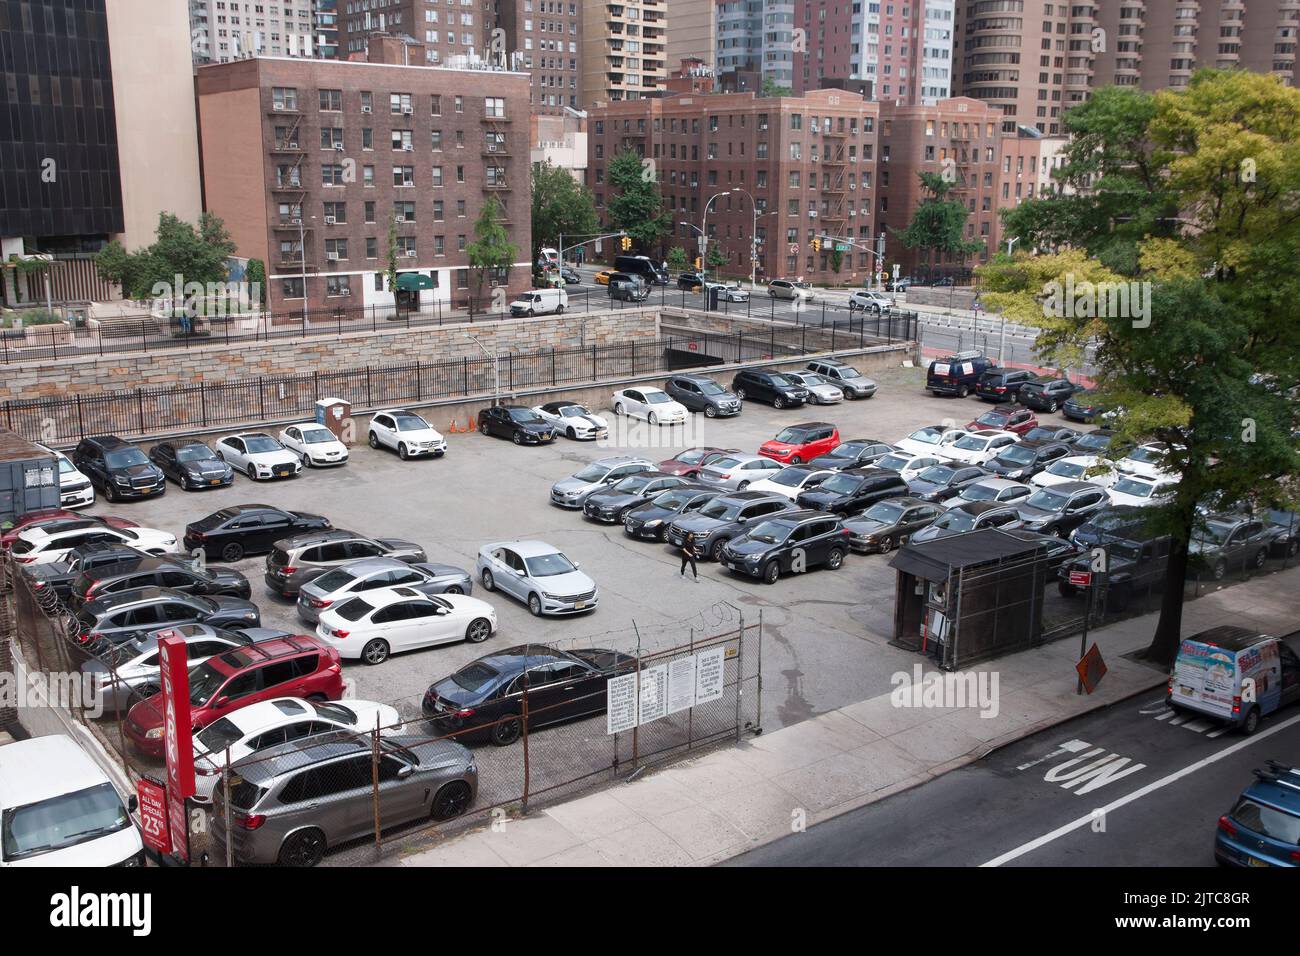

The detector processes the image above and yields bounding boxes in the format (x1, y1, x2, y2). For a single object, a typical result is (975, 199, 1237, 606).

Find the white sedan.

(871, 450, 946, 482)
(317, 586, 497, 665)
(190, 697, 403, 802)
(1108, 474, 1180, 509)
(367, 408, 447, 459)
(12, 523, 178, 566)
(1115, 442, 1181, 480)
(895, 425, 967, 459)
(938, 429, 1020, 466)
(278, 422, 349, 468)
(1031, 455, 1118, 489)
(531, 401, 609, 440)
(611, 386, 689, 425)
(215, 432, 302, 481)
(745, 466, 836, 500)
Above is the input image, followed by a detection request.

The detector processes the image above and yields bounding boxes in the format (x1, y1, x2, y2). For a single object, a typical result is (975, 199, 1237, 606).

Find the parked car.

(1070, 428, 1119, 457)
(622, 485, 720, 541)
(965, 405, 1039, 437)
(758, 422, 841, 465)
(265, 529, 426, 597)
(1068, 504, 1147, 549)
(69, 556, 250, 609)
(657, 447, 739, 478)
(148, 439, 234, 490)
(1115, 442, 1180, 480)
(1213, 760, 1300, 866)
(75, 586, 261, 645)
(1263, 509, 1300, 559)
(531, 401, 609, 440)
(316, 586, 497, 664)
(184, 504, 330, 563)
(72, 435, 166, 502)
(895, 425, 967, 458)
(550, 456, 656, 507)
(848, 289, 895, 313)
(511, 287, 568, 315)
(663, 374, 743, 418)
(744, 466, 836, 501)
(975, 368, 1035, 403)
(808, 438, 895, 471)
(1013, 482, 1110, 538)
(1062, 389, 1114, 423)
(126, 634, 345, 757)
(24, 542, 149, 601)
(926, 351, 994, 397)
(0, 735, 143, 867)
(677, 271, 704, 290)
(768, 278, 816, 301)
(731, 368, 810, 408)
(784, 371, 843, 405)
(804, 359, 877, 399)
(2, 511, 136, 552)
(940, 477, 1033, 509)
(1031, 455, 1118, 489)
(367, 408, 448, 459)
(796, 469, 910, 516)
(907, 463, 993, 503)
(212, 732, 475, 865)
(297, 557, 471, 625)
(719, 511, 850, 583)
(665, 490, 796, 560)
(11, 522, 177, 567)
(697, 453, 785, 490)
(842, 498, 943, 554)
(984, 439, 1073, 481)
(1022, 424, 1081, 444)
(871, 451, 946, 482)
(1108, 474, 1180, 509)
(40, 445, 95, 509)
(1059, 530, 1171, 604)
(423, 644, 638, 744)
(610, 386, 689, 425)
(476, 540, 598, 616)
(277, 423, 349, 468)
(1000, 529, 1083, 571)
(215, 433, 301, 481)
(1017, 376, 1083, 413)
(1188, 515, 1278, 580)
(608, 277, 649, 302)
(1169, 627, 1300, 736)
(909, 502, 1024, 543)
(583, 471, 688, 523)
(479, 405, 558, 444)
(939, 429, 1020, 466)
(191, 696, 404, 802)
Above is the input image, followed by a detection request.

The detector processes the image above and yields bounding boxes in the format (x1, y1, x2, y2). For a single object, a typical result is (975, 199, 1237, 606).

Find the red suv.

(758, 422, 841, 465)
(658, 447, 740, 477)
(125, 635, 344, 757)
(965, 405, 1039, 437)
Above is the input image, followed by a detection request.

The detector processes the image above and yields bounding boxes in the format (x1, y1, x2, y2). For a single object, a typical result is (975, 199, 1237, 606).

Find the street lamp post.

(700, 190, 731, 280)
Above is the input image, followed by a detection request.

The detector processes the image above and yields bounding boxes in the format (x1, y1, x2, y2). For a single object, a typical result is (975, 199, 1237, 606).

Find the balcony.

(482, 112, 512, 123)
(272, 179, 304, 191)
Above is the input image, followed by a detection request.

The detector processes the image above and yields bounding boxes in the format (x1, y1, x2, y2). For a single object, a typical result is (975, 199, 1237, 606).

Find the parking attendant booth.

(315, 397, 353, 445)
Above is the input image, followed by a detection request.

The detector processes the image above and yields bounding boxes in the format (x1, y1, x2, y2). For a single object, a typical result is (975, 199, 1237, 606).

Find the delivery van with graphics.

(1167, 626, 1300, 734)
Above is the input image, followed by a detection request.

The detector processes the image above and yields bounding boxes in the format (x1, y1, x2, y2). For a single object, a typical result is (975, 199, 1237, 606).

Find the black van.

(926, 351, 995, 397)
(615, 255, 668, 285)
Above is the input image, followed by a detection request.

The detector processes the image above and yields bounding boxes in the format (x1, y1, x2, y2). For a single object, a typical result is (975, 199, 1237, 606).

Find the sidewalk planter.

(22, 321, 72, 345)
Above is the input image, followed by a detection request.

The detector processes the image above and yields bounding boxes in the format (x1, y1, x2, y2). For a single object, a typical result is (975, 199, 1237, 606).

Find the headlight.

(243, 611, 257, 619)
(113, 475, 130, 485)
(145, 727, 165, 739)
(645, 519, 662, 528)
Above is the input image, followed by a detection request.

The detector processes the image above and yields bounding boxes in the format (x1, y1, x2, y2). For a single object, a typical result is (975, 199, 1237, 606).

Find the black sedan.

(478, 405, 557, 445)
(583, 472, 687, 524)
(808, 439, 895, 471)
(906, 463, 990, 503)
(183, 504, 331, 562)
(1062, 390, 1112, 423)
(1264, 509, 1300, 559)
(796, 469, 909, 516)
(622, 485, 720, 541)
(677, 272, 704, 290)
(842, 498, 943, 554)
(560, 265, 581, 284)
(148, 439, 235, 490)
(422, 644, 638, 745)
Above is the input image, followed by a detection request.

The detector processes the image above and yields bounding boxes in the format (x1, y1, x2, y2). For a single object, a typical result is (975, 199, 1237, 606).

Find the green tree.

(760, 76, 791, 98)
(466, 195, 518, 299)
(978, 70, 1300, 665)
(384, 213, 399, 296)
(531, 160, 599, 265)
(830, 247, 844, 274)
(94, 212, 236, 300)
(666, 246, 689, 272)
(245, 258, 267, 307)
(895, 172, 983, 270)
(706, 242, 728, 275)
(605, 149, 671, 251)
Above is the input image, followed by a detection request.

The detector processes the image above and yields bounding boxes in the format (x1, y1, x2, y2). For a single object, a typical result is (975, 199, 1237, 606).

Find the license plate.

(209, 479, 221, 485)
(574, 600, 586, 609)
(1247, 856, 1270, 867)
(1179, 686, 1193, 696)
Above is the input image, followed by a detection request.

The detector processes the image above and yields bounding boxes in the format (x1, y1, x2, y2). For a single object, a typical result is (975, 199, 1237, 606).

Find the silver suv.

(265, 529, 426, 597)
(805, 359, 878, 399)
(549, 456, 656, 508)
(212, 731, 477, 866)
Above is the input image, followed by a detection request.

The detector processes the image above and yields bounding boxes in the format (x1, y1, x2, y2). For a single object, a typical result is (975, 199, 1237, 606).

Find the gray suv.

(211, 731, 477, 867)
(549, 456, 656, 508)
(805, 359, 877, 399)
(664, 490, 796, 560)
(296, 556, 472, 625)
(265, 529, 426, 597)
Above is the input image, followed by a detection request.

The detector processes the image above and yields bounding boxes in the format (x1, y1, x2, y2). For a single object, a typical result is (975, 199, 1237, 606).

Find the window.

(393, 166, 415, 187)
(485, 96, 505, 118)
(271, 87, 297, 110)
(432, 166, 443, 187)
(326, 275, 351, 296)
(390, 92, 413, 114)
(318, 89, 342, 111)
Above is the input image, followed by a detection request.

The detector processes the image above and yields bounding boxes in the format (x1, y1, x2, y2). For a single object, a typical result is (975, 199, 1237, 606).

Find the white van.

(0, 735, 144, 866)
(538, 247, 560, 266)
(1167, 626, 1300, 734)
(509, 287, 567, 316)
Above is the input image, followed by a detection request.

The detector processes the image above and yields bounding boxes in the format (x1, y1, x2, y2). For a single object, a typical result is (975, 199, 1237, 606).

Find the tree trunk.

(1142, 498, 1197, 666)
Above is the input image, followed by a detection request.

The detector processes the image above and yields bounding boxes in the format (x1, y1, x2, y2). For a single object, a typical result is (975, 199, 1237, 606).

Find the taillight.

(32, 581, 46, 590)
(309, 597, 332, 609)
(1232, 695, 1242, 715)
(995, 386, 1007, 393)
(332, 629, 349, 639)
(235, 813, 266, 830)
(455, 707, 476, 718)
(192, 531, 206, 541)
(1217, 815, 1237, 838)
(720, 473, 732, 480)
(281, 566, 298, 575)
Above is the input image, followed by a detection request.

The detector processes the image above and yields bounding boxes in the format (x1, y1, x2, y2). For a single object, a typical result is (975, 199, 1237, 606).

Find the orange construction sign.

(1075, 643, 1107, 695)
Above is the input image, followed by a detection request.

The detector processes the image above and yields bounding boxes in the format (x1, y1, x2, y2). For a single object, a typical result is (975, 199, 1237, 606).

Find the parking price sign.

(1068, 569, 1092, 588)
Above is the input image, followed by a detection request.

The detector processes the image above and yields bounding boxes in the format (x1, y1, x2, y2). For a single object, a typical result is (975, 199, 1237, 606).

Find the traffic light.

(811, 236, 822, 253)
(694, 256, 703, 270)
(620, 235, 632, 251)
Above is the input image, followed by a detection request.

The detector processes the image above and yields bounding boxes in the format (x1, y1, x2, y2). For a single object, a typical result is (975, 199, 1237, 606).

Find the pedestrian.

(679, 532, 700, 581)
(178, 310, 192, 336)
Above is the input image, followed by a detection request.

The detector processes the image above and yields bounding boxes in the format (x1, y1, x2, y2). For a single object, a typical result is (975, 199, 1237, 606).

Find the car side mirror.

(397, 764, 414, 778)
(435, 607, 450, 615)
(515, 568, 526, 576)
(127, 795, 138, 814)
(572, 562, 581, 570)
(213, 696, 229, 709)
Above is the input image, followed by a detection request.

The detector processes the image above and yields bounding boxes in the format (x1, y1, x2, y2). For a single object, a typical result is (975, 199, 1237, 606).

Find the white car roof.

(481, 539, 567, 559)
(0, 735, 113, 809)
(342, 585, 435, 611)
(208, 697, 316, 736)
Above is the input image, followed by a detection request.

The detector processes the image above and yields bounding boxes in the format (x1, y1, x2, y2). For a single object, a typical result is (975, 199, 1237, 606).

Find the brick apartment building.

(196, 35, 532, 314)
(496, 0, 584, 113)
(337, 0, 493, 64)
(586, 80, 1009, 283)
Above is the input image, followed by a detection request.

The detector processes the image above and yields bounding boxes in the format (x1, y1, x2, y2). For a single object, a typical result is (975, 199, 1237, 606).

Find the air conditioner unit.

(273, 103, 285, 111)
(334, 143, 345, 151)
(340, 288, 352, 295)
(286, 142, 299, 149)
(362, 105, 372, 113)
(394, 215, 406, 223)
(809, 210, 818, 218)
(290, 217, 302, 225)
(404, 249, 417, 258)
(326, 252, 340, 261)
(324, 215, 336, 224)
(402, 105, 413, 114)
(403, 144, 414, 151)
(487, 144, 497, 152)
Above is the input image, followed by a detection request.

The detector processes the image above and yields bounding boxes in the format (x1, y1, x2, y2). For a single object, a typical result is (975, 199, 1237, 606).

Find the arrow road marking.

(1015, 738, 1092, 772)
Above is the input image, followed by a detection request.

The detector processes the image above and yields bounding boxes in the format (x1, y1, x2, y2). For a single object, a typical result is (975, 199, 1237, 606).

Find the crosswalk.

(1150, 706, 1229, 738)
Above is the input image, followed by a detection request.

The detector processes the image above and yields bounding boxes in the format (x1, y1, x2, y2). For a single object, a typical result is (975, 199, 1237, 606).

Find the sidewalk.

(399, 566, 1300, 868)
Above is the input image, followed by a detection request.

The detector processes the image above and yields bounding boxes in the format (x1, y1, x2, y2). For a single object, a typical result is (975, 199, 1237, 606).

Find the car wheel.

(512, 432, 523, 445)
(431, 780, 473, 820)
(104, 482, 118, 503)
(762, 561, 780, 584)
(735, 388, 746, 401)
(826, 547, 845, 570)
(491, 716, 522, 746)
(704, 406, 717, 419)
(361, 639, 390, 666)
(1288, 538, 1300, 559)
(246, 464, 259, 481)
(790, 456, 801, 465)
(528, 593, 543, 616)
(957, 385, 970, 398)
(465, 617, 492, 643)
(399, 443, 412, 460)
(278, 828, 326, 867)
(300, 452, 311, 469)
(1252, 549, 1267, 571)
(1241, 706, 1261, 735)
(368, 431, 380, 449)
(479, 419, 490, 435)
(736, 481, 750, 491)
(443, 584, 464, 595)
(1048, 401, 1059, 412)
(220, 542, 244, 563)
(614, 403, 625, 416)
(481, 569, 495, 591)
(878, 536, 894, 554)
(567, 427, 576, 440)
(1212, 559, 1227, 581)
(555, 304, 565, 314)
(710, 538, 728, 560)
(1047, 527, 1063, 539)
(773, 396, 785, 409)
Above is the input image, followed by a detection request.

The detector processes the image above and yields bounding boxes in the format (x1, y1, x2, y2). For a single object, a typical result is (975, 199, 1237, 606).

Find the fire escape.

(269, 98, 311, 273)
(820, 122, 849, 242)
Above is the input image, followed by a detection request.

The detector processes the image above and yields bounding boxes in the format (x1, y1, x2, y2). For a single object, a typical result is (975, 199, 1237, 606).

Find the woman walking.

(680, 532, 700, 581)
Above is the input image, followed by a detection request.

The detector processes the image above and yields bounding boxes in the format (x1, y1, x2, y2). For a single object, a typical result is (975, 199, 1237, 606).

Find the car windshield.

(975, 412, 1009, 427)
(56, 456, 78, 475)
(998, 445, 1036, 465)
(746, 521, 792, 545)
(1109, 541, 1142, 562)
(1026, 489, 1069, 511)
(800, 374, 830, 387)
(908, 429, 943, 445)
(1047, 460, 1087, 479)
(176, 445, 214, 463)
(1112, 477, 1156, 498)
(187, 661, 228, 706)
(700, 501, 742, 521)
(524, 552, 577, 577)
(1, 782, 131, 862)
(1194, 521, 1233, 545)
(962, 483, 1000, 502)
(774, 428, 811, 444)
(953, 435, 991, 451)
(828, 443, 867, 458)
(769, 373, 800, 387)
(509, 408, 546, 422)
(104, 448, 149, 469)
(1230, 798, 1300, 845)
(917, 465, 955, 484)
(935, 511, 976, 531)
(558, 405, 590, 417)
(652, 489, 698, 509)
(196, 717, 245, 753)
(644, 392, 672, 404)
(244, 436, 281, 453)
(673, 449, 708, 465)
(312, 568, 358, 593)
(612, 474, 654, 493)
(875, 454, 911, 471)
(710, 457, 742, 471)
(698, 380, 726, 396)
(451, 661, 499, 693)
(1074, 433, 1110, 451)
(821, 473, 862, 494)
(836, 366, 863, 378)
(301, 428, 334, 443)
(771, 468, 812, 487)
(1128, 446, 1165, 464)
(573, 464, 611, 482)
(333, 597, 375, 621)
(1024, 428, 1057, 441)
(864, 502, 905, 523)
(394, 415, 428, 431)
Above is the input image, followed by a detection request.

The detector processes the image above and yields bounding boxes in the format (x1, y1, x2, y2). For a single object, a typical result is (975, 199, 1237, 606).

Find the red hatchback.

(658, 446, 741, 478)
(1, 511, 138, 552)
(124, 635, 344, 757)
(758, 422, 840, 465)
(965, 405, 1039, 437)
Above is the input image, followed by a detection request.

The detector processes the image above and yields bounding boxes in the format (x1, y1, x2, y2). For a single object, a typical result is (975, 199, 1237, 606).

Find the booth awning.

(396, 272, 434, 291)
(888, 528, 1046, 581)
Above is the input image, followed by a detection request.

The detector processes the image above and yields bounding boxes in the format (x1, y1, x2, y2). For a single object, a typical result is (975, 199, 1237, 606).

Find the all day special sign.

(135, 778, 171, 855)
(158, 631, 195, 861)
(606, 645, 729, 734)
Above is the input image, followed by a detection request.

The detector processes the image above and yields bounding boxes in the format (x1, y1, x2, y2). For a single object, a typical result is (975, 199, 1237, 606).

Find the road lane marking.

(1182, 718, 1213, 733)
(1206, 727, 1228, 739)
(981, 711, 1300, 867)
(1153, 710, 1174, 721)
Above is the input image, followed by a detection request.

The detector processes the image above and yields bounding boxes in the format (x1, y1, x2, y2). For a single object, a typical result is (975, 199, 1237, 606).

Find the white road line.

(1183, 719, 1213, 733)
(1206, 727, 1228, 739)
(980, 711, 1300, 867)
(1168, 714, 1190, 726)
(1153, 711, 1174, 722)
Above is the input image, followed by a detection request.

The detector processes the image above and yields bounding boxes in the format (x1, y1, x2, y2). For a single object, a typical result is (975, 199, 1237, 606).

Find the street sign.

(1068, 569, 1092, 588)
(835, 243, 849, 252)
(1076, 643, 1108, 694)
(788, 243, 799, 255)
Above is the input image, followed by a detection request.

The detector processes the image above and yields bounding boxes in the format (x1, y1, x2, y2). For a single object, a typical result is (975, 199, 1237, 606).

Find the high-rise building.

(195, 36, 532, 313)
(338, 0, 493, 65)
(665, 0, 717, 73)
(190, 0, 321, 65)
(496, 0, 583, 113)
(580, 0, 669, 106)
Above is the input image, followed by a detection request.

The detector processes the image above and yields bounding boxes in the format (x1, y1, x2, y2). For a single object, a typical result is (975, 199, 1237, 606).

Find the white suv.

(368, 408, 447, 459)
(848, 290, 895, 313)
(768, 279, 816, 301)
(38, 444, 95, 509)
